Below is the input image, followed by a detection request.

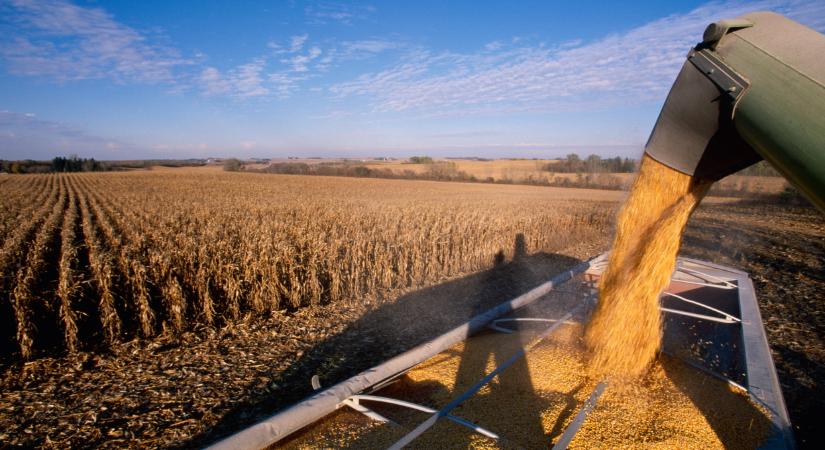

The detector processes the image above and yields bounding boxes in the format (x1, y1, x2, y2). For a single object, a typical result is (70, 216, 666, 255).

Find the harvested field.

(363, 158, 556, 181)
(0, 169, 821, 448)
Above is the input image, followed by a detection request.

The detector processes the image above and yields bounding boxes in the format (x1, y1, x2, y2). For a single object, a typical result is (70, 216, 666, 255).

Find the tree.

(563, 153, 583, 172)
(426, 161, 459, 180)
(223, 158, 243, 172)
(585, 154, 602, 173)
(543, 154, 636, 173)
(409, 156, 434, 164)
(82, 158, 101, 172)
(622, 158, 636, 172)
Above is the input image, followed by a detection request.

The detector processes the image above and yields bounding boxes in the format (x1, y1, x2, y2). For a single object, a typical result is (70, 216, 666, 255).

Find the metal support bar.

(489, 317, 578, 334)
(687, 48, 750, 102)
(552, 382, 607, 449)
(589, 259, 738, 290)
(346, 395, 500, 440)
(342, 398, 394, 424)
(661, 307, 738, 324)
(662, 291, 741, 324)
(675, 265, 738, 290)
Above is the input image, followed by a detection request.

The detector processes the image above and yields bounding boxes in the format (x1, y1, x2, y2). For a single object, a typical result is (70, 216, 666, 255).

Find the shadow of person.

(447, 233, 552, 445)
(514, 232, 527, 260)
(182, 234, 582, 449)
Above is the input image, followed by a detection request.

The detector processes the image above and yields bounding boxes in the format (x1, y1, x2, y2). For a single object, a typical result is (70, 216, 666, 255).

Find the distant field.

(364, 158, 554, 181)
(362, 158, 785, 194)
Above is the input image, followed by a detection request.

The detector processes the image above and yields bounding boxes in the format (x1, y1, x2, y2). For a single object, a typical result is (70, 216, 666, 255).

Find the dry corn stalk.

(1, 170, 613, 360)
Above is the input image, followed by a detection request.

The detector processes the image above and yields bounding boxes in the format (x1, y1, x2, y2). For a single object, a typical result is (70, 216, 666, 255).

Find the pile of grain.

(282, 323, 770, 448)
(585, 155, 713, 378)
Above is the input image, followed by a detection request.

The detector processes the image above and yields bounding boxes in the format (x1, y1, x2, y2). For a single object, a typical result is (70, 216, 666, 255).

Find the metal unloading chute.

(644, 12, 825, 211)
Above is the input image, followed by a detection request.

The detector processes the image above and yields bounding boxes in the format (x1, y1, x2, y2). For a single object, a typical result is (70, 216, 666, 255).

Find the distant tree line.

(223, 158, 244, 172)
(542, 154, 781, 177)
(51, 155, 106, 172)
(406, 156, 434, 164)
(0, 160, 51, 174)
(1, 157, 214, 174)
(543, 154, 637, 173)
(260, 161, 629, 189)
(258, 161, 479, 182)
(0, 156, 108, 173)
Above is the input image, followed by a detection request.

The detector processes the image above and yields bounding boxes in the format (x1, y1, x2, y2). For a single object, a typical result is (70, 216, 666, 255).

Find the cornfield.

(0, 169, 614, 360)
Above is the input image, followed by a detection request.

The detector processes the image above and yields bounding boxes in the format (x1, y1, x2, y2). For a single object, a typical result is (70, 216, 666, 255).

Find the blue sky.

(1, 0, 824, 160)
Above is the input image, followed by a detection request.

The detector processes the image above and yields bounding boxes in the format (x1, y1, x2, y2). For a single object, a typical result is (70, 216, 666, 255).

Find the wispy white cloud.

(283, 46, 322, 72)
(311, 38, 400, 71)
(330, 0, 825, 116)
(784, 0, 825, 30)
(305, 2, 375, 26)
(289, 34, 309, 53)
(255, 35, 400, 96)
(199, 67, 226, 95)
(268, 33, 312, 55)
(200, 58, 269, 98)
(4, 0, 823, 110)
(0, 1, 394, 102)
(233, 60, 270, 97)
(268, 71, 307, 98)
(484, 41, 502, 51)
(0, 1, 322, 100)
(0, 0, 189, 83)
(341, 39, 399, 54)
(203, 32, 391, 100)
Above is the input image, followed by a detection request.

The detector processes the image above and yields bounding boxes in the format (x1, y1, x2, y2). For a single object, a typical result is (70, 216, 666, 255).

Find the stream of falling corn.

(585, 154, 714, 378)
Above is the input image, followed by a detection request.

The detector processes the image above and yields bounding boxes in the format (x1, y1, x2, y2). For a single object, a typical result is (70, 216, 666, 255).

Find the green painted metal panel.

(720, 43, 825, 209)
(717, 13, 825, 210)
